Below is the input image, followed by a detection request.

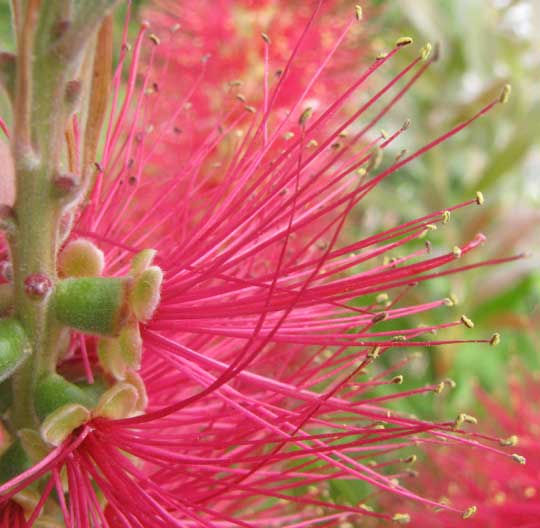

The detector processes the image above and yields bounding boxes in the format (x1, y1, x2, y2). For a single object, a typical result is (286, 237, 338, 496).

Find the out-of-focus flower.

(401, 367, 536, 527)
(0, 2, 521, 526)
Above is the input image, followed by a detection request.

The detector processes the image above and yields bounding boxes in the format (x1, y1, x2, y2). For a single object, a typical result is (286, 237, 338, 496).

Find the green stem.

(7, 1, 119, 430)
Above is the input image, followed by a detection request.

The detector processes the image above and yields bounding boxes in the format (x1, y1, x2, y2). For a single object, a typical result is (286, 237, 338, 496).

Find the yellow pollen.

(460, 315, 474, 328)
(395, 36, 413, 47)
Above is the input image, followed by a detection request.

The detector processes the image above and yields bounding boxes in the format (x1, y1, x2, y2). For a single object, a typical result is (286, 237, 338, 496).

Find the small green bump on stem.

(130, 266, 163, 322)
(34, 373, 95, 420)
(0, 317, 32, 383)
(58, 239, 105, 278)
(54, 277, 130, 336)
(94, 382, 139, 419)
(40, 403, 90, 446)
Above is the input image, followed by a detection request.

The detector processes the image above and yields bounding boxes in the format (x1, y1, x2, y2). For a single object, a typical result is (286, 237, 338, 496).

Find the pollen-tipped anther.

(261, 32, 271, 45)
(499, 434, 518, 447)
(392, 513, 411, 524)
(511, 453, 526, 465)
(420, 42, 432, 61)
(453, 413, 477, 429)
(475, 191, 485, 205)
(395, 37, 413, 48)
(499, 84, 511, 104)
(489, 332, 501, 346)
(354, 5, 363, 21)
(460, 315, 474, 329)
(462, 506, 477, 520)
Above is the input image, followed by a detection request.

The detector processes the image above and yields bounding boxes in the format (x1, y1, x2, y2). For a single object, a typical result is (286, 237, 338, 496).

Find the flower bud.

(34, 373, 95, 420)
(54, 277, 130, 336)
(58, 239, 105, 277)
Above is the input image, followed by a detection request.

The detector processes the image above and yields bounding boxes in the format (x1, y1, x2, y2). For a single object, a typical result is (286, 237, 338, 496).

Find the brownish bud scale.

(65, 80, 82, 105)
(53, 173, 79, 197)
(24, 273, 52, 300)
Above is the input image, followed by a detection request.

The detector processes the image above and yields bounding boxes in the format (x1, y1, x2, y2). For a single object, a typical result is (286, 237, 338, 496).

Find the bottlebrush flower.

(0, 2, 521, 527)
(397, 369, 535, 527)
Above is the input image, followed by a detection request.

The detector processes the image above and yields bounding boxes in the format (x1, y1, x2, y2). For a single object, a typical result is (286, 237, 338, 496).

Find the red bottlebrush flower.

(0, 3, 521, 527)
(399, 370, 536, 527)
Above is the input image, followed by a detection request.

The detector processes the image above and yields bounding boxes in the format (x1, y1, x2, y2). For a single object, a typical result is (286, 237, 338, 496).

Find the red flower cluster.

(0, 2, 520, 526)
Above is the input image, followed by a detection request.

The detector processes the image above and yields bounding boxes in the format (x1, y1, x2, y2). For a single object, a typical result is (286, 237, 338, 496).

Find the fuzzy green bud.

(54, 277, 130, 336)
(0, 318, 32, 383)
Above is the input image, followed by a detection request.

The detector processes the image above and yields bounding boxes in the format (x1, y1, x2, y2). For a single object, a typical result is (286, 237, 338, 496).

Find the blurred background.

(0, 0, 538, 451)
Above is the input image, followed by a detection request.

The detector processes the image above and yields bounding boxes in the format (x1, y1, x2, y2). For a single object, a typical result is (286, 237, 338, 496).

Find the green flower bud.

(58, 239, 105, 277)
(34, 373, 95, 420)
(0, 317, 31, 383)
(54, 277, 130, 336)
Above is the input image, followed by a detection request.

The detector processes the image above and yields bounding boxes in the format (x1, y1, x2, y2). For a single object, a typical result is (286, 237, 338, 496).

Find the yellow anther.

(499, 84, 511, 104)
(462, 506, 477, 519)
(261, 32, 271, 44)
(512, 453, 526, 465)
(391, 375, 404, 384)
(499, 434, 518, 447)
(475, 191, 485, 205)
(442, 210, 451, 224)
(460, 315, 474, 328)
(420, 42, 432, 61)
(355, 5, 363, 21)
(452, 246, 462, 258)
(396, 36, 413, 47)
(489, 332, 501, 346)
(392, 513, 410, 524)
